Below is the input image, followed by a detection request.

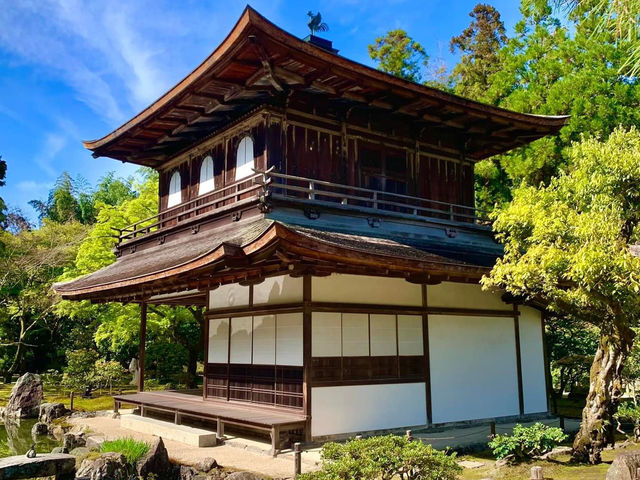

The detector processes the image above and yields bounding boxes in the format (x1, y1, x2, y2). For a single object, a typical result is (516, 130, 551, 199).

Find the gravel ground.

(68, 414, 321, 478)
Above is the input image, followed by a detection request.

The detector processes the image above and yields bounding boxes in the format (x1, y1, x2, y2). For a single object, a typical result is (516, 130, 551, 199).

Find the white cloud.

(16, 180, 54, 193)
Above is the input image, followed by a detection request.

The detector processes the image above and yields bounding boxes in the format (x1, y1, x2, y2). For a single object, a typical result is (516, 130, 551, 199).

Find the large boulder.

(607, 450, 640, 480)
(39, 402, 69, 423)
(31, 421, 49, 436)
(62, 431, 86, 451)
(76, 452, 130, 480)
(3, 373, 43, 418)
(136, 437, 174, 479)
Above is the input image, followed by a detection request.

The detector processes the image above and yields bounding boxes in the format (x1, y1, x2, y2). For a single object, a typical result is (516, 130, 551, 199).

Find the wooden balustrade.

(116, 169, 489, 245)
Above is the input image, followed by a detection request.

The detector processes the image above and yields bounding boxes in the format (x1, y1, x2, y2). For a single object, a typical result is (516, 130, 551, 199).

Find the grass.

(100, 437, 150, 464)
(0, 382, 140, 412)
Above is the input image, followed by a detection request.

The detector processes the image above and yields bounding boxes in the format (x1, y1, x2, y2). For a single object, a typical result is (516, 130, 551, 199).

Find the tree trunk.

(572, 322, 635, 464)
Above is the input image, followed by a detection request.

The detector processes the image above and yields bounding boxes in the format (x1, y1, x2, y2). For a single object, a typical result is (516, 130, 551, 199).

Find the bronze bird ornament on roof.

(307, 11, 328, 35)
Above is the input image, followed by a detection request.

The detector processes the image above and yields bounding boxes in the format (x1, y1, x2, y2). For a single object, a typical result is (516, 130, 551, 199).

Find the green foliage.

(299, 435, 461, 480)
(368, 30, 429, 83)
(450, 3, 507, 100)
(484, 127, 640, 326)
(489, 423, 568, 461)
(93, 359, 124, 393)
(145, 341, 188, 384)
(100, 437, 150, 464)
(469, 0, 640, 212)
(62, 349, 99, 391)
(0, 155, 6, 226)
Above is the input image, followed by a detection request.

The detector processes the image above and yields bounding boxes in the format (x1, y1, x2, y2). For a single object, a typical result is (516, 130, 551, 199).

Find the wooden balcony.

(115, 169, 489, 245)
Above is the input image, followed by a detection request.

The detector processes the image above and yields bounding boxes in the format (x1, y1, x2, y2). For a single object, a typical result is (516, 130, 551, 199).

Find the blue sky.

(0, 0, 525, 220)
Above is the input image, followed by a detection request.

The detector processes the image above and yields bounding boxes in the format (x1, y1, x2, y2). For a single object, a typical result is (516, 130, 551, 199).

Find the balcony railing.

(115, 169, 488, 245)
(114, 172, 264, 244)
(262, 170, 489, 225)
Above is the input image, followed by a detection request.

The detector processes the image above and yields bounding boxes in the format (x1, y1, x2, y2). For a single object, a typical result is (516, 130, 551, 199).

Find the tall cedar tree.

(484, 128, 640, 464)
(368, 30, 429, 83)
(0, 156, 6, 226)
(449, 4, 507, 101)
(471, 1, 640, 213)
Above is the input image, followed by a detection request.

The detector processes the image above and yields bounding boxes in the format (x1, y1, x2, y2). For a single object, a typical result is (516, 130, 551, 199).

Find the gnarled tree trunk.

(572, 321, 635, 464)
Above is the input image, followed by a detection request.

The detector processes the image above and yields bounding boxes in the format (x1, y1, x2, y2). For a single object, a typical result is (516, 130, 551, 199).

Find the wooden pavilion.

(54, 6, 568, 454)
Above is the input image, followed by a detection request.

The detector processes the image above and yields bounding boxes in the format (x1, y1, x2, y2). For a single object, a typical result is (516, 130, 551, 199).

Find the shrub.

(144, 342, 188, 384)
(298, 435, 461, 480)
(614, 402, 640, 441)
(62, 349, 100, 391)
(93, 359, 124, 393)
(100, 437, 150, 464)
(41, 369, 63, 386)
(489, 423, 567, 461)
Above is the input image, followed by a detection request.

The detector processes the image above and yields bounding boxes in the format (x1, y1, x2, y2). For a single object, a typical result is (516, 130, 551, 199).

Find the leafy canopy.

(483, 127, 640, 328)
(368, 30, 429, 83)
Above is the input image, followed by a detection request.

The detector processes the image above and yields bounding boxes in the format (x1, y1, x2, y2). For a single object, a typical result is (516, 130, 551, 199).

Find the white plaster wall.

(276, 313, 303, 366)
(398, 315, 423, 356)
(229, 316, 252, 364)
(313, 274, 421, 306)
(370, 314, 397, 356)
(253, 275, 303, 305)
(519, 307, 548, 414)
(429, 315, 519, 423)
(342, 314, 369, 357)
(209, 284, 250, 309)
(312, 312, 342, 357)
(427, 282, 506, 310)
(311, 383, 427, 437)
(208, 318, 229, 363)
(252, 315, 275, 365)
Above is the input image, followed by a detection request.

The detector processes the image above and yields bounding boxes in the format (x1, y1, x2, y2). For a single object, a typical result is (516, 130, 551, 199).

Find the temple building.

(54, 7, 568, 454)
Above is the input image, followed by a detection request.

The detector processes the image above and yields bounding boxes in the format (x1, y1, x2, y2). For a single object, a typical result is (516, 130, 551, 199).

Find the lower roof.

(53, 215, 497, 302)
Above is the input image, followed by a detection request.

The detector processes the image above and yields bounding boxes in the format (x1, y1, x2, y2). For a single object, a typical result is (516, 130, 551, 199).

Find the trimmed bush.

(100, 437, 150, 464)
(299, 435, 461, 480)
(489, 422, 567, 461)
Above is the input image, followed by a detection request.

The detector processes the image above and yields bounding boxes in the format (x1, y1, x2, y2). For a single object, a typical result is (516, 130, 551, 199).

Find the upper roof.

(84, 6, 569, 167)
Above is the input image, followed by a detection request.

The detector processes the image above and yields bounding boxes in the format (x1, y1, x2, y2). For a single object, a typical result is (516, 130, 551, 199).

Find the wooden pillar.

(203, 313, 209, 400)
(513, 304, 524, 416)
(302, 275, 312, 442)
(138, 302, 147, 393)
(422, 284, 432, 426)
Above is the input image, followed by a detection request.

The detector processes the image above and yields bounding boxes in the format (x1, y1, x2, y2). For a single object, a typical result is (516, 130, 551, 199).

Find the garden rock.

(606, 450, 640, 480)
(3, 372, 43, 418)
(51, 446, 68, 454)
(63, 431, 86, 450)
(136, 436, 173, 479)
(179, 465, 199, 480)
(85, 435, 105, 450)
(39, 402, 69, 423)
(70, 446, 91, 457)
(31, 421, 49, 436)
(76, 452, 129, 480)
(196, 457, 219, 472)
(225, 472, 267, 480)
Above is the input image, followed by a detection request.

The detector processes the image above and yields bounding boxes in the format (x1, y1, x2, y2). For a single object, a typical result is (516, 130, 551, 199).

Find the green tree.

(0, 219, 88, 381)
(368, 30, 429, 83)
(556, 0, 640, 75)
(468, 0, 640, 212)
(62, 349, 99, 391)
(0, 156, 7, 226)
(449, 3, 508, 100)
(482, 128, 640, 464)
(57, 170, 203, 385)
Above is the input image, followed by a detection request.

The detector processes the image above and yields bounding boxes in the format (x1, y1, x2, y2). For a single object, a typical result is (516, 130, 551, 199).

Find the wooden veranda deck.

(113, 391, 307, 456)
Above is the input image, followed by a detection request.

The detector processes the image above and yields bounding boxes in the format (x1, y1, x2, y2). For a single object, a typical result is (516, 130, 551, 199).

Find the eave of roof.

(53, 217, 492, 301)
(83, 6, 569, 164)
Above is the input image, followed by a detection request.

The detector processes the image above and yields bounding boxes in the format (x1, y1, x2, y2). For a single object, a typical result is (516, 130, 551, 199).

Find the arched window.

(167, 171, 182, 208)
(198, 155, 215, 195)
(235, 136, 254, 181)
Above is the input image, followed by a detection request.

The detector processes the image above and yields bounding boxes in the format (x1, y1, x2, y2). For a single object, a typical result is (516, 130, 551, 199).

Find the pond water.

(0, 419, 60, 457)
